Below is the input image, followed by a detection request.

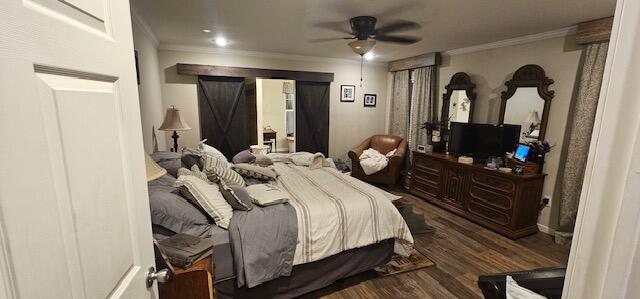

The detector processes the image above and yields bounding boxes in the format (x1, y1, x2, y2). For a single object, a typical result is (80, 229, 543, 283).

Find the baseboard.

(537, 223, 556, 235)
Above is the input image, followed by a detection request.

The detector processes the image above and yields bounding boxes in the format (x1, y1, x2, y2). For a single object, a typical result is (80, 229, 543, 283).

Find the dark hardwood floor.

(303, 191, 570, 299)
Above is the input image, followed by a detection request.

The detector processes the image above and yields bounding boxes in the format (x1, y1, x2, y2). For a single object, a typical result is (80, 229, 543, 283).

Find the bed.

(148, 152, 413, 298)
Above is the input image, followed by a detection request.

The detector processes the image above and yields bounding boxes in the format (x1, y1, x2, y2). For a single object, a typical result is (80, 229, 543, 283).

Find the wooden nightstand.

(158, 256, 215, 299)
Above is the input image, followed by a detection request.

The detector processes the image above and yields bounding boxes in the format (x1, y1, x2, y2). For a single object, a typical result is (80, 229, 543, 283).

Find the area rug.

(374, 248, 435, 276)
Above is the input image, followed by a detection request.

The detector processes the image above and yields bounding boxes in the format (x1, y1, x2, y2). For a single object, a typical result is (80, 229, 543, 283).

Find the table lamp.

(524, 111, 541, 134)
(159, 106, 191, 152)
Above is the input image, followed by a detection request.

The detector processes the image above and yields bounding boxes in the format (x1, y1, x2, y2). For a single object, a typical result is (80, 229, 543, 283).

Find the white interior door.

(0, 0, 156, 298)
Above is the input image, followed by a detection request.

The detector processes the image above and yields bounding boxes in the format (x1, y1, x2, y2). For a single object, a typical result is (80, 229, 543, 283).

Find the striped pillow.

(177, 165, 210, 182)
(174, 175, 233, 229)
(205, 166, 246, 187)
(202, 152, 231, 170)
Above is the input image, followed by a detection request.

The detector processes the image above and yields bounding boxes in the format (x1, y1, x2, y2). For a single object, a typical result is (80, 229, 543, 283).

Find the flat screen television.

(448, 122, 521, 160)
(501, 124, 522, 153)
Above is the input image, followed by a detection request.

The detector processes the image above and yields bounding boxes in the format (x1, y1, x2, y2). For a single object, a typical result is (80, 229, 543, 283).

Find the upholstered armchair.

(348, 134, 407, 188)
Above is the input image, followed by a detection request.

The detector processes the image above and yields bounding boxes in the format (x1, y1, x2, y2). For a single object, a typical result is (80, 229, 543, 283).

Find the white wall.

(158, 48, 389, 158)
(438, 35, 585, 230)
(131, 19, 166, 152)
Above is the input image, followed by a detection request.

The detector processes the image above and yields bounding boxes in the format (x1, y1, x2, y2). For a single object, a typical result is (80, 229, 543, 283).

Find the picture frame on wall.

(340, 85, 356, 102)
(364, 93, 377, 107)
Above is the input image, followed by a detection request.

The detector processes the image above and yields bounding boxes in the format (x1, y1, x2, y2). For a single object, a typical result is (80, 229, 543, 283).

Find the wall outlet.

(542, 196, 552, 207)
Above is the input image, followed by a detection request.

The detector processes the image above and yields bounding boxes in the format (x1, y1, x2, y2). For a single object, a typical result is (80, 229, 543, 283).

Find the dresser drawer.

(414, 155, 442, 175)
(413, 167, 440, 185)
(411, 176, 440, 199)
(468, 185, 513, 211)
(471, 172, 515, 195)
(467, 201, 511, 226)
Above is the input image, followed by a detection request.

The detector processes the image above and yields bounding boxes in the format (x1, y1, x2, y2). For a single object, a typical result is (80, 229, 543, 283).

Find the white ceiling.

(131, 0, 616, 62)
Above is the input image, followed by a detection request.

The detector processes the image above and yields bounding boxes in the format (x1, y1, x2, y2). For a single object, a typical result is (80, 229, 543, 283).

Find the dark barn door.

(296, 81, 330, 156)
(198, 76, 249, 159)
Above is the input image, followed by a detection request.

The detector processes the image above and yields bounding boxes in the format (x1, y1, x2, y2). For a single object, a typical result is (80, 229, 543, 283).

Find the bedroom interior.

(129, 0, 618, 296)
(2, 0, 639, 299)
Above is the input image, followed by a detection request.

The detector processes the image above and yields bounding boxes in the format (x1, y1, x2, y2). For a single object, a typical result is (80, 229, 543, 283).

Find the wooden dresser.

(410, 151, 546, 238)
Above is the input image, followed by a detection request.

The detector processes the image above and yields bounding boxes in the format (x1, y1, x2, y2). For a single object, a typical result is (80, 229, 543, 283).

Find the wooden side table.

(263, 129, 277, 153)
(158, 256, 215, 299)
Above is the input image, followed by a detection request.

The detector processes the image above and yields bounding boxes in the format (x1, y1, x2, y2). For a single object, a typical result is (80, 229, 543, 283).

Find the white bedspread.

(273, 163, 413, 265)
(359, 148, 396, 175)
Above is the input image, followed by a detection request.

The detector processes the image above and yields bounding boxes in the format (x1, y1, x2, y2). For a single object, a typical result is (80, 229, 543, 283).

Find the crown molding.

(130, 5, 159, 47)
(158, 44, 387, 67)
(443, 26, 577, 56)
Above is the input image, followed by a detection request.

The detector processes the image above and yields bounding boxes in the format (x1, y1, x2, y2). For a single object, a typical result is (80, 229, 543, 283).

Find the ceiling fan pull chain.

(360, 55, 363, 87)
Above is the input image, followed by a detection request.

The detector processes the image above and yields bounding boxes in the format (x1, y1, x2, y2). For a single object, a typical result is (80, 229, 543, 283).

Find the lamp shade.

(524, 111, 541, 124)
(159, 106, 191, 131)
(144, 153, 166, 182)
(348, 39, 376, 55)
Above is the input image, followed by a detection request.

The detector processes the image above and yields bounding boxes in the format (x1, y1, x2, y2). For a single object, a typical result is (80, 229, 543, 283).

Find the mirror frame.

(442, 72, 477, 124)
(499, 64, 554, 141)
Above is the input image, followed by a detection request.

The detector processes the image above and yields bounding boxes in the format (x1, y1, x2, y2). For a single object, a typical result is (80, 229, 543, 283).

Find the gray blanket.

(228, 203, 297, 288)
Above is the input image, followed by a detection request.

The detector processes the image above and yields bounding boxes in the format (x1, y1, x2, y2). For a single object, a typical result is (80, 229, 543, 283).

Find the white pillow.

(245, 184, 289, 206)
(174, 175, 233, 229)
(506, 275, 547, 299)
(198, 141, 231, 168)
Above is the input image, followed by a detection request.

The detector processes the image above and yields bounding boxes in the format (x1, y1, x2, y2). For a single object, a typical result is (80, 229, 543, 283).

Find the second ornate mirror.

(442, 72, 476, 127)
(499, 64, 554, 142)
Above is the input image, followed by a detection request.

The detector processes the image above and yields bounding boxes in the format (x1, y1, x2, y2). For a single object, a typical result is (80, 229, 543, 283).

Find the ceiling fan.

(311, 16, 422, 56)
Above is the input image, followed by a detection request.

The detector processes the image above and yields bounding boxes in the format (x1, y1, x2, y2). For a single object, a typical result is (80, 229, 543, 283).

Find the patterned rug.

(374, 248, 435, 276)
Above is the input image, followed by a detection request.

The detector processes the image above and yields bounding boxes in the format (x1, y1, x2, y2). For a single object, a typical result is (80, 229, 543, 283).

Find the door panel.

(37, 72, 138, 298)
(198, 76, 249, 159)
(295, 81, 330, 156)
(0, 0, 155, 297)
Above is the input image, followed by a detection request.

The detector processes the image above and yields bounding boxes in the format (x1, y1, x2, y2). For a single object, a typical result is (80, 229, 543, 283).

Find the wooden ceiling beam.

(176, 63, 334, 82)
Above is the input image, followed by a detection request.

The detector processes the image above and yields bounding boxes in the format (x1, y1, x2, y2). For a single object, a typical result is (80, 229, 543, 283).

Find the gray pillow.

(254, 154, 273, 166)
(233, 150, 256, 164)
(182, 148, 204, 170)
(151, 151, 182, 177)
(219, 180, 253, 211)
(147, 174, 213, 237)
(232, 163, 279, 181)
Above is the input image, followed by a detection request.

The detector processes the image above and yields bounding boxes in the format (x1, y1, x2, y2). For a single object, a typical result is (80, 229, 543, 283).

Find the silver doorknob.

(146, 267, 172, 288)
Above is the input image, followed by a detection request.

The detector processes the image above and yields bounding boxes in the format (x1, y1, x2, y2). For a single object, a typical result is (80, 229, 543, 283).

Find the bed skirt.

(215, 239, 394, 299)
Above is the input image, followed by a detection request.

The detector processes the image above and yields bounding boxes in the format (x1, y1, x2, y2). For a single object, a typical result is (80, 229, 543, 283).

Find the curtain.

(409, 66, 437, 152)
(555, 42, 609, 245)
(389, 70, 411, 137)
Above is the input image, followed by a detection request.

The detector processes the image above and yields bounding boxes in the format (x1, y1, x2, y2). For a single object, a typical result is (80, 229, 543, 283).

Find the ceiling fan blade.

(374, 20, 421, 35)
(374, 35, 421, 44)
(307, 37, 354, 43)
(312, 21, 352, 35)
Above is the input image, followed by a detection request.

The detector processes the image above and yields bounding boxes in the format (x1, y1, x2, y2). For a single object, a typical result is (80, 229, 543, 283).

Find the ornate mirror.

(499, 64, 554, 142)
(442, 72, 476, 127)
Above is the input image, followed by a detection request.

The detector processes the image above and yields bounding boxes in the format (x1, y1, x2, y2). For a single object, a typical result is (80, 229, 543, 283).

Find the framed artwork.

(364, 93, 377, 107)
(340, 85, 356, 102)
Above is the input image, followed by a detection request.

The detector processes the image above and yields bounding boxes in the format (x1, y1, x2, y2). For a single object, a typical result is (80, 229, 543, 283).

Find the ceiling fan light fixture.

(348, 39, 376, 55)
(363, 52, 375, 60)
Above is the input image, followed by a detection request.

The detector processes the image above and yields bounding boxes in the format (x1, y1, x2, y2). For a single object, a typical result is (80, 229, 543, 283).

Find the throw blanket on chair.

(359, 148, 397, 175)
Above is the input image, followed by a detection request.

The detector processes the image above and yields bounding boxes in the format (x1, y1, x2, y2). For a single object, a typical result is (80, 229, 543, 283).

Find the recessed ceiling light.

(215, 37, 228, 47)
(363, 52, 375, 60)
(202, 29, 211, 33)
